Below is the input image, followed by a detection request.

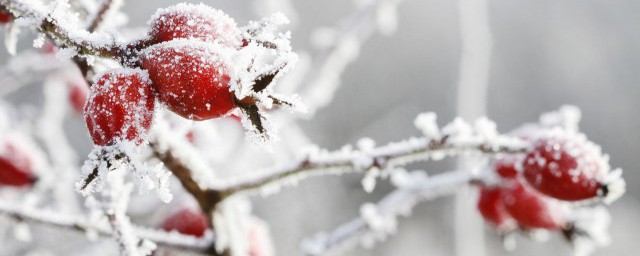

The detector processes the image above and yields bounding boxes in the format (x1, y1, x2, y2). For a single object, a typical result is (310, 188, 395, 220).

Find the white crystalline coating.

(148, 2, 242, 47)
(569, 206, 612, 256)
(527, 128, 613, 184)
(213, 198, 253, 255)
(539, 105, 582, 132)
(414, 112, 439, 139)
(76, 141, 174, 204)
(602, 168, 625, 204)
(32, 33, 45, 48)
(55, 46, 78, 61)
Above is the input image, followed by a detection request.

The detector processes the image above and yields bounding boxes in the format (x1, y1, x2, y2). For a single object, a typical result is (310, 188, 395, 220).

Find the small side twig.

(302, 171, 472, 256)
(0, 200, 213, 254)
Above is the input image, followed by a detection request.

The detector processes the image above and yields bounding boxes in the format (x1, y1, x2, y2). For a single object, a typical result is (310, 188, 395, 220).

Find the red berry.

(477, 186, 516, 231)
(148, 3, 242, 48)
(0, 7, 11, 24)
(522, 130, 607, 201)
(161, 208, 208, 237)
(84, 69, 155, 146)
(494, 156, 521, 179)
(69, 81, 89, 114)
(501, 179, 566, 230)
(141, 41, 236, 121)
(0, 141, 36, 187)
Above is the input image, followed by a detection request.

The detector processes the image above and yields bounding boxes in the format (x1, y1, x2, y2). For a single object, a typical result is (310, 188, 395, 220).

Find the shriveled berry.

(477, 186, 516, 231)
(141, 40, 236, 121)
(0, 141, 36, 187)
(69, 81, 89, 114)
(523, 130, 608, 201)
(84, 69, 155, 146)
(148, 3, 242, 48)
(501, 179, 566, 230)
(161, 208, 208, 237)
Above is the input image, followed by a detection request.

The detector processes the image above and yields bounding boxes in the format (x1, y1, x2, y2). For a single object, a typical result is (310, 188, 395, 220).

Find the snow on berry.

(141, 39, 237, 121)
(522, 129, 622, 202)
(84, 68, 155, 146)
(148, 3, 242, 48)
(501, 178, 567, 230)
(477, 186, 517, 231)
(0, 139, 37, 187)
(161, 208, 209, 238)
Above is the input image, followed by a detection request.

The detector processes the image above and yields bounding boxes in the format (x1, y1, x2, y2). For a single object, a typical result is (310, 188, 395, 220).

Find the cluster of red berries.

(477, 127, 618, 235)
(83, 3, 276, 146)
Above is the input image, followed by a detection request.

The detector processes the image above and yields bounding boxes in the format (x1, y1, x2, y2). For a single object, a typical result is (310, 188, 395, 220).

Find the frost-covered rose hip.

(502, 179, 566, 230)
(84, 69, 155, 146)
(141, 40, 236, 120)
(522, 130, 609, 201)
(161, 208, 208, 237)
(0, 141, 36, 187)
(0, 6, 11, 24)
(477, 186, 516, 231)
(148, 3, 242, 47)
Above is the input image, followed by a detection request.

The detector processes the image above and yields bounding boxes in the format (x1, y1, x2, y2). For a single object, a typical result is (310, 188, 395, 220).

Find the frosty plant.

(0, 0, 627, 256)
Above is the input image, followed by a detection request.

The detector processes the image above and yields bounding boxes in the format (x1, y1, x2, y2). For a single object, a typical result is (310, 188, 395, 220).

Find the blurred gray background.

(3, 0, 640, 255)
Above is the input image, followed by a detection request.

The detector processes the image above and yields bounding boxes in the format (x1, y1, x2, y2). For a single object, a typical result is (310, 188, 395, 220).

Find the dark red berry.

(477, 186, 516, 231)
(84, 69, 155, 146)
(69, 81, 89, 114)
(523, 130, 607, 201)
(501, 179, 566, 230)
(161, 208, 208, 237)
(0, 141, 36, 187)
(0, 6, 11, 24)
(141, 41, 236, 121)
(148, 3, 242, 48)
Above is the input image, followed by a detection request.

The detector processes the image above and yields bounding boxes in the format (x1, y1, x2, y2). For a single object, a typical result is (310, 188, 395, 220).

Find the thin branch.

(0, 200, 213, 254)
(211, 135, 526, 197)
(1, 0, 150, 66)
(302, 171, 472, 256)
(87, 0, 119, 32)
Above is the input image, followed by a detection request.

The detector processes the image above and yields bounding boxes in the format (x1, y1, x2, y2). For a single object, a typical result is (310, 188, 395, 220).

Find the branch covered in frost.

(212, 115, 527, 197)
(0, 200, 214, 254)
(0, 0, 149, 65)
(301, 170, 472, 255)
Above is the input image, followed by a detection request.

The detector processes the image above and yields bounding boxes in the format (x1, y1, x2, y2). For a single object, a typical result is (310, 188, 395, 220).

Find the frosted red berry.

(148, 3, 242, 48)
(522, 131, 607, 201)
(141, 41, 236, 121)
(84, 69, 155, 146)
(0, 141, 36, 187)
(501, 179, 566, 230)
(161, 208, 208, 237)
(0, 6, 11, 24)
(69, 81, 89, 114)
(477, 186, 516, 231)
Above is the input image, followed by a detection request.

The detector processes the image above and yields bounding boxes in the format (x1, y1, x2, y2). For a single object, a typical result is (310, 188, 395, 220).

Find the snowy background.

(2, 0, 640, 255)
